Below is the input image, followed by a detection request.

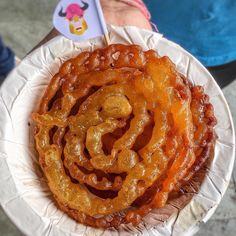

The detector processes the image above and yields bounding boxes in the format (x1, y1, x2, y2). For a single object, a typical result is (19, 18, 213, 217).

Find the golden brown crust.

(32, 44, 217, 228)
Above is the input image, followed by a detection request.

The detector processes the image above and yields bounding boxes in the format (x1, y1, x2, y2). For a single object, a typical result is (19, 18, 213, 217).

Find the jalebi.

(32, 44, 217, 228)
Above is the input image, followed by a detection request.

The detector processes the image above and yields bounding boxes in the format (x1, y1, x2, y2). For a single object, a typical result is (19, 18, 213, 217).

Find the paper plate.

(0, 25, 235, 236)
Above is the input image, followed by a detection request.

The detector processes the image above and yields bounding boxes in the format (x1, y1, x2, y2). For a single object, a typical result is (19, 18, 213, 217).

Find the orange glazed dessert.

(32, 44, 217, 228)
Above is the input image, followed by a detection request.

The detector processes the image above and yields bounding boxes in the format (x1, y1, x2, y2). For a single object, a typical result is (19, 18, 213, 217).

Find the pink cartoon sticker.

(53, 0, 108, 42)
(58, 1, 89, 35)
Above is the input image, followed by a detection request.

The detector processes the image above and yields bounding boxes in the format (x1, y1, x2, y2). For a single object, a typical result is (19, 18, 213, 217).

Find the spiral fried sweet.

(32, 44, 216, 228)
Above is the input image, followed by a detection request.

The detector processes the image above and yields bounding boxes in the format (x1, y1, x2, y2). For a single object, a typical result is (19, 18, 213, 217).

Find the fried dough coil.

(32, 44, 216, 228)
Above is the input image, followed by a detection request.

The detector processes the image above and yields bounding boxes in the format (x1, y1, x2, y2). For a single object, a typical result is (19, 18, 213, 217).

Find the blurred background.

(0, 0, 235, 235)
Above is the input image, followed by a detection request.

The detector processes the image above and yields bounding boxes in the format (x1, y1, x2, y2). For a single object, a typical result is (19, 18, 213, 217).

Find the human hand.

(101, 0, 152, 30)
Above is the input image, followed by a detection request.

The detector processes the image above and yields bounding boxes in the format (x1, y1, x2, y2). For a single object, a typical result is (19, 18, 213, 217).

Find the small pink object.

(65, 3, 84, 20)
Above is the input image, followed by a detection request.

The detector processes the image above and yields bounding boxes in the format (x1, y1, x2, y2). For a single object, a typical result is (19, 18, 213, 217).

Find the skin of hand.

(101, 0, 152, 30)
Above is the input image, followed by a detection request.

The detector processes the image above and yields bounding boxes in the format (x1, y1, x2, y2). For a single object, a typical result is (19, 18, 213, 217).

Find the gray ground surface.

(0, 0, 235, 235)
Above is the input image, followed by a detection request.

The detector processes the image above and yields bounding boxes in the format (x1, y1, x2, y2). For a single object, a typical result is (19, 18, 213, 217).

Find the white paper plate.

(0, 25, 235, 236)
